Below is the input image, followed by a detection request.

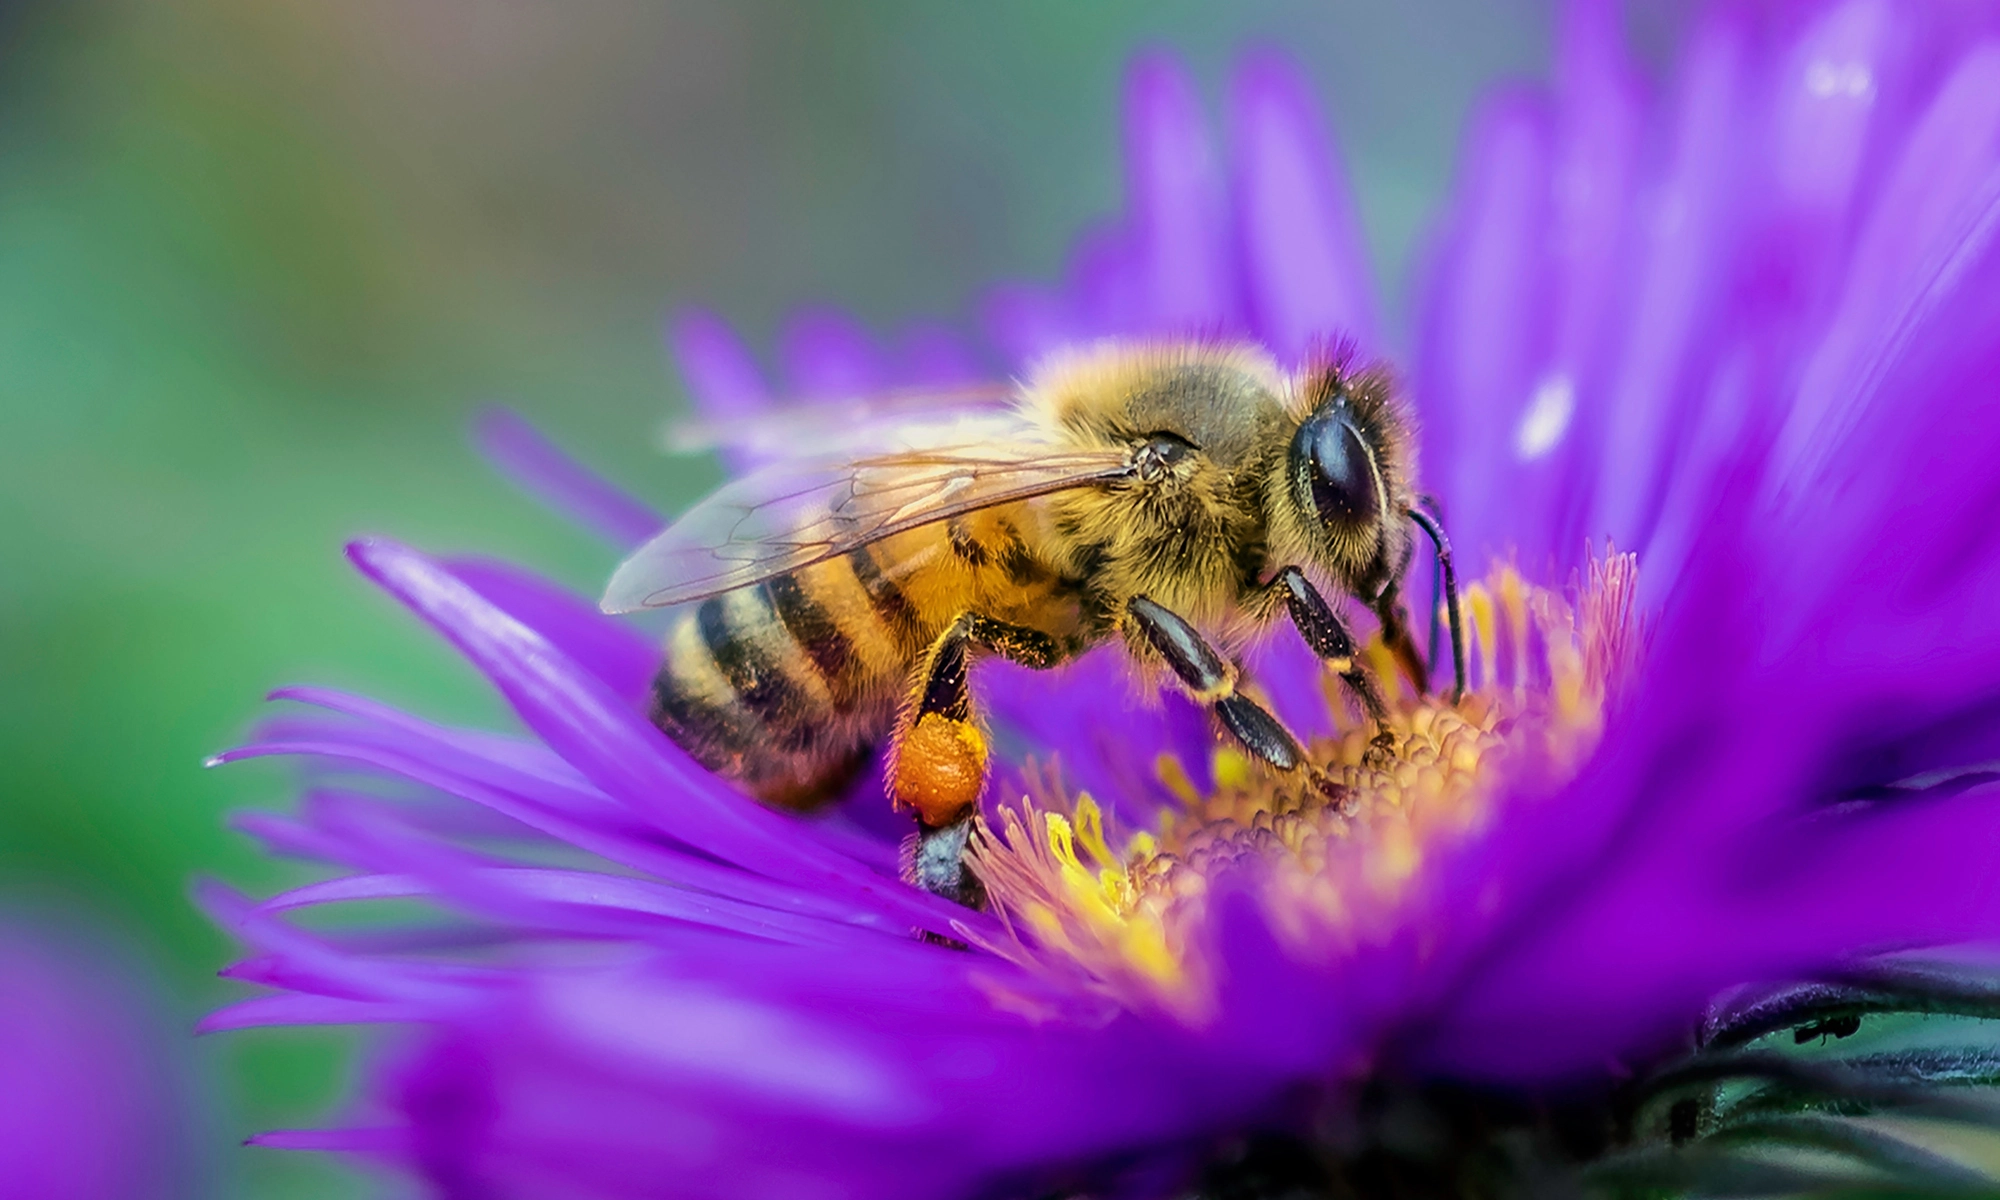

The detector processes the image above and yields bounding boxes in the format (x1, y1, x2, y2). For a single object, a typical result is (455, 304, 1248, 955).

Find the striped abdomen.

(648, 509, 1082, 808)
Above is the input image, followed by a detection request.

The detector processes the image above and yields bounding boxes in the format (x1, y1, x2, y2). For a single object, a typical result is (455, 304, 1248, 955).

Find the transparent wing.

(667, 383, 1018, 462)
(602, 440, 1135, 611)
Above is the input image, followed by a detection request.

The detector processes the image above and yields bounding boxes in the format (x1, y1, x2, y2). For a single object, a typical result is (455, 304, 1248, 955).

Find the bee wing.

(602, 442, 1135, 612)
(667, 383, 1018, 462)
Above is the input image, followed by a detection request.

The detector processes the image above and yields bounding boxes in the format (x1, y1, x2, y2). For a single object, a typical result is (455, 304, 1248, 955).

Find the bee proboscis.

(603, 341, 1466, 908)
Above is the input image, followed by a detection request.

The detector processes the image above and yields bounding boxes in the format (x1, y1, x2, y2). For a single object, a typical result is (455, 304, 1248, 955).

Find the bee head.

(1289, 390, 1384, 538)
(1277, 358, 1415, 596)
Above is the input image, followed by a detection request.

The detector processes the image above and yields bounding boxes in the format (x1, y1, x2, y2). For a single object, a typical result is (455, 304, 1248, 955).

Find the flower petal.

(1228, 50, 1379, 363)
(1412, 89, 1554, 574)
(345, 537, 975, 936)
(779, 307, 888, 400)
(446, 557, 660, 707)
(474, 408, 664, 550)
(1123, 52, 1239, 334)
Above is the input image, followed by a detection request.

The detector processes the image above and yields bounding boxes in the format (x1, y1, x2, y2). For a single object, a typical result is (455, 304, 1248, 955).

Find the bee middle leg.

(1123, 595, 1347, 802)
(1372, 587, 1431, 699)
(1267, 568, 1398, 766)
(893, 613, 1063, 909)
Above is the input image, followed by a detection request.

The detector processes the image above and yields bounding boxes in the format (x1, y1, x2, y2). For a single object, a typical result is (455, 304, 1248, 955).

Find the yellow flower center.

(968, 555, 1641, 1016)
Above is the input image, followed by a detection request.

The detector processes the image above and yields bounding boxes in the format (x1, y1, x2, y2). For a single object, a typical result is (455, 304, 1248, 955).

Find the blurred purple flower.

(209, 2, 2000, 1196)
(0, 921, 193, 1200)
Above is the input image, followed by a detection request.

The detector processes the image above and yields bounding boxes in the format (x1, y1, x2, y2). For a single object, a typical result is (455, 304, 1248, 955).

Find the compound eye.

(1292, 405, 1379, 529)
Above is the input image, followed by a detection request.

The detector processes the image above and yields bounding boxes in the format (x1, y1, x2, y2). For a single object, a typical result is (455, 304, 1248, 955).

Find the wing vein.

(602, 437, 1134, 612)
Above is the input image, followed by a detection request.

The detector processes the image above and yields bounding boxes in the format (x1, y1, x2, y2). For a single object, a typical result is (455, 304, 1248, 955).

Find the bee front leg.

(893, 614, 1063, 910)
(1268, 568, 1398, 767)
(1123, 596, 1346, 803)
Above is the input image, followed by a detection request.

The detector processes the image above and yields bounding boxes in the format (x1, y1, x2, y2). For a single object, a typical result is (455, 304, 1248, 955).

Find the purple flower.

(0, 921, 194, 1200)
(209, 3, 2000, 1196)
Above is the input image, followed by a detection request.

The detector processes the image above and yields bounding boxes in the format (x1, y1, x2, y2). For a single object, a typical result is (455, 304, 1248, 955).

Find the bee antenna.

(1407, 504, 1466, 703)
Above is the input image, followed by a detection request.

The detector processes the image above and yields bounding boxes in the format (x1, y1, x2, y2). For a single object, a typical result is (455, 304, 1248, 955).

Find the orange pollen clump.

(966, 553, 1643, 1015)
(893, 712, 991, 826)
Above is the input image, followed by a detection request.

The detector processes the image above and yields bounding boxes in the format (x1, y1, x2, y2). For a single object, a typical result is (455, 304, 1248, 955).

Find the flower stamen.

(972, 555, 1642, 1011)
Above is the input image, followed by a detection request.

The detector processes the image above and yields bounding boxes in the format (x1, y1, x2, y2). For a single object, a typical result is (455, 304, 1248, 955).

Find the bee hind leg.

(907, 816, 984, 916)
(892, 614, 1064, 910)
(1267, 568, 1398, 768)
(1124, 595, 1349, 803)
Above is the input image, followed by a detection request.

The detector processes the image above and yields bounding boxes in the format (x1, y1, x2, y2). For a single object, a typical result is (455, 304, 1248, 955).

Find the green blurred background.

(0, 2, 1678, 1194)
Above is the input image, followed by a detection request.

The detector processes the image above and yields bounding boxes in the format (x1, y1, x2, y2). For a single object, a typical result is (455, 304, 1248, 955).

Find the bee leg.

(907, 811, 985, 913)
(1415, 495, 1448, 681)
(1372, 588, 1430, 697)
(892, 614, 1063, 908)
(1268, 568, 1398, 768)
(1124, 596, 1347, 802)
(1407, 505, 1467, 702)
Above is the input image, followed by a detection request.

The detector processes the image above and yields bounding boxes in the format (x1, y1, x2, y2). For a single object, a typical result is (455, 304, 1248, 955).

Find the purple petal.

(1427, 786, 2000, 1079)
(199, 994, 423, 1032)
(250, 1127, 403, 1154)
(779, 307, 887, 400)
(1759, 0, 1905, 238)
(1064, 220, 1146, 337)
(892, 321, 987, 386)
(446, 556, 660, 707)
(260, 687, 621, 816)
(982, 648, 1216, 827)
(345, 537, 976, 937)
(1590, 14, 1750, 554)
(670, 306, 770, 422)
(0, 925, 191, 1199)
(1227, 50, 1380, 363)
(979, 282, 1079, 369)
(372, 944, 1297, 1200)
(1411, 89, 1555, 573)
(670, 307, 774, 476)
(1506, 0, 1644, 567)
(1780, 39, 2000, 485)
(302, 792, 894, 948)
(1123, 52, 1240, 333)
(197, 880, 463, 1004)
(217, 737, 894, 930)
(228, 809, 348, 862)
(473, 408, 663, 550)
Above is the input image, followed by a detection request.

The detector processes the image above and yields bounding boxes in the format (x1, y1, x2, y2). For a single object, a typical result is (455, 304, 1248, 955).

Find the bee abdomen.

(650, 563, 907, 808)
(696, 590, 822, 741)
(767, 573, 858, 703)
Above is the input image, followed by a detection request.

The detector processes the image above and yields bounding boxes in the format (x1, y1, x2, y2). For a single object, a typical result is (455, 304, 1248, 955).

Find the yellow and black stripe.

(649, 542, 934, 807)
(648, 507, 1085, 810)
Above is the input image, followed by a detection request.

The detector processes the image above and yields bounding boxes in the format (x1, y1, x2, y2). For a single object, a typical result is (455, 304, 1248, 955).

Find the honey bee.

(602, 342, 1465, 908)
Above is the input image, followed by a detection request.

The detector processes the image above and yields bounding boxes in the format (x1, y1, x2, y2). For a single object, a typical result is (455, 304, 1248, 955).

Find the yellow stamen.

(1361, 637, 1403, 707)
(1154, 753, 1201, 807)
(1072, 795, 1115, 868)
(1211, 748, 1252, 792)
(1497, 566, 1530, 699)
(1466, 582, 1499, 691)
